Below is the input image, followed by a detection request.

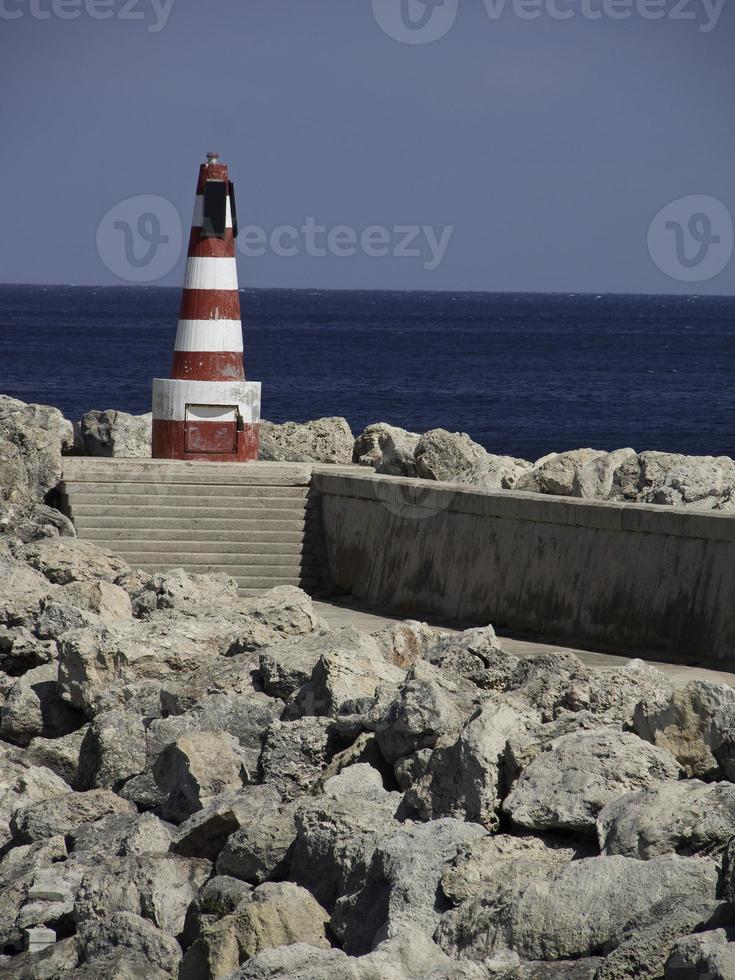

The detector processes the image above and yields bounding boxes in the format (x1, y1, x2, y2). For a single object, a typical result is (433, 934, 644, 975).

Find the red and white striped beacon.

(151, 152, 260, 461)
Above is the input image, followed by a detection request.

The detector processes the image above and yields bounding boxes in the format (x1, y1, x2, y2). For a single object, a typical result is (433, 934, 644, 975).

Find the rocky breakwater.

(0, 519, 735, 976)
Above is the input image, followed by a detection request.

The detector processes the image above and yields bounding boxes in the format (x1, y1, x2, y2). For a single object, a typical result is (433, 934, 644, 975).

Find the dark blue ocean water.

(0, 284, 733, 462)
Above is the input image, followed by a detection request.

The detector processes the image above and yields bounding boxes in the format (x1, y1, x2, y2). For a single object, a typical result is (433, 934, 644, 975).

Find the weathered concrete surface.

(313, 471, 735, 662)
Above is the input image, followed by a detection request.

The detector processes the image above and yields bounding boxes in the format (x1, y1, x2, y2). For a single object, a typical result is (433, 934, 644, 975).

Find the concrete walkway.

(314, 598, 735, 689)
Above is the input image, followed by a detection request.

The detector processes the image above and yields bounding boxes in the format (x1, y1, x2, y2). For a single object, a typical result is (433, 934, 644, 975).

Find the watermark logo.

(371, 0, 459, 43)
(0, 0, 175, 32)
(647, 195, 733, 283)
(97, 195, 182, 282)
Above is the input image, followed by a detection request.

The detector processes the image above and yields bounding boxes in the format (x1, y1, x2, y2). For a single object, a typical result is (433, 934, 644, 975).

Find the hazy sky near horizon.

(1, 0, 734, 294)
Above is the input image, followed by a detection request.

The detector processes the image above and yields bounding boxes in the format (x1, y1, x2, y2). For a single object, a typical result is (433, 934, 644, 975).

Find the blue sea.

(0, 284, 733, 462)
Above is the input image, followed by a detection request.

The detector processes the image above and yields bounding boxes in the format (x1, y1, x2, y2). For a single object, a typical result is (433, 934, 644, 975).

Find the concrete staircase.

(60, 459, 327, 596)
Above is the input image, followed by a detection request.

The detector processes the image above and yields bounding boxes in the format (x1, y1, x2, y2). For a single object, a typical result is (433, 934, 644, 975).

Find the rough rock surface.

(665, 928, 735, 978)
(259, 417, 354, 463)
(503, 728, 683, 832)
(414, 428, 531, 489)
(77, 409, 152, 458)
(353, 422, 420, 477)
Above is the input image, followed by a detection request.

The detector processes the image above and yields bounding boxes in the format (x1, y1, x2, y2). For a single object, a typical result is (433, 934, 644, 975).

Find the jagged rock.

(172, 785, 282, 863)
(414, 428, 531, 489)
(633, 680, 735, 779)
(62, 578, 133, 622)
(0, 396, 74, 503)
(158, 652, 264, 716)
(231, 928, 489, 979)
(376, 660, 484, 765)
(78, 409, 151, 458)
(75, 853, 211, 936)
(0, 834, 68, 951)
(147, 690, 281, 781)
(436, 853, 719, 961)
(180, 882, 330, 979)
(259, 717, 344, 799)
(353, 423, 420, 477)
(216, 798, 297, 884)
(406, 698, 538, 828)
(637, 451, 735, 510)
(16, 860, 85, 935)
(17, 538, 129, 586)
(259, 417, 353, 464)
(371, 620, 445, 670)
(0, 761, 70, 849)
(503, 729, 682, 833)
(67, 948, 171, 979)
(67, 811, 173, 861)
(25, 727, 88, 787)
(596, 896, 731, 980)
(424, 626, 519, 690)
(336, 817, 487, 954)
(56, 618, 242, 716)
(286, 629, 404, 720)
(236, 586, 324, 649)
(259, 629, 337, 701)
(598, 779, 735, 859)
(77, 911, 182, 974)
(33, 601, 93, 642)
(441, 832, 582, 905)
(515, 448, 636, 499)
(0, 624, 55, 673)
(131, 568, 239, 619)
(181, 875, 253, 949)
(1, 663, 82, 746)
(153, 731, 248, 823)
(291, 765, 403, 912)
(665, 928, 735, 978)
(77, 708, 146, 790)
(0, 554, 55, 629)
(117, 771, 168, 811)
(0, 935, 79, 977)
(10, 788, 135, 844)
(0, 501, 76, 543)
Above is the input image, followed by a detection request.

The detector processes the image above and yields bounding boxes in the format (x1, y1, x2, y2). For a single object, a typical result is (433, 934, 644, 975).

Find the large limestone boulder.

(180, 882, 330, 979)
(236, 586, 324, 651)
(0, 662, 82, 746)
(152, 731, 248, 822)
(76, 911, 182, 975)
(635, 451, 735, 510)
(74, 852, 210, 937)
(0, 760, 70, 849)
(215, 798, 297, 884)
(406, 698, 538, 828)
(424, 626, 519, 690)
(10, 788, 135, 844)
(503, 729, 683, 833)
(414, 428, 531, 489)
(25, 726, 88, 787)
(515, 448, 636, 499)
(259, 716, 342, 800)
(131, 568, 239, 619)
(291, 765, 403, 912)
(16, 538, 129, 587)
(353, 423, 420, 476)
(371, 620, 445, 670)
(665, 928, 735, 978)
(172, 784, 282, 864)
(0, 553, 56, 629)
(0, 396, 74, 503)
(77, 708, 147, 790)
(259, 417, 354, 463)
(285, 628, 405, 720)
(633, 680, 735, 779)
(0, 833, 70, 952)
(436, 853, 719, 962)
(67, 810, 173, 862)
(375, 660, 484, 765)
(598, 780, 735, 860)
(77, 409, 151, 458)
(336, 817, 487, 954)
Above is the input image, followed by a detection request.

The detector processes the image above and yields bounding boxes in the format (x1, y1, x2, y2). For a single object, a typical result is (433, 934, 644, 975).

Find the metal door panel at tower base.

(184, 404, 237, 454)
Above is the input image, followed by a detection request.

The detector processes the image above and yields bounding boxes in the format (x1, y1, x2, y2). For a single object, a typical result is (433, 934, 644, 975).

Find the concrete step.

(118, 551, 319, 575)
(73, 516, 307, 531)
(76, 528, 308, 544)
(68, 503, 311, 521)
(64, 493, 312, 508)
(62, 483, 311, 500)
(62, 460, 313, 486)
(86, 539, 310, 556)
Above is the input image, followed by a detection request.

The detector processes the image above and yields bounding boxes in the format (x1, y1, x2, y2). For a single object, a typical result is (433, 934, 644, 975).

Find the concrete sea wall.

(313, 470, 735, 662)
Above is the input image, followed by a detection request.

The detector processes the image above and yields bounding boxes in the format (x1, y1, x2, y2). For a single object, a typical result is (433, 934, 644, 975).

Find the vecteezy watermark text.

(0, 0, 175, 32)
(96, 197, 454, 280)
(238, 219, 454, 271)
(647, 195, 733, 283)
(371, 0, 725, 43)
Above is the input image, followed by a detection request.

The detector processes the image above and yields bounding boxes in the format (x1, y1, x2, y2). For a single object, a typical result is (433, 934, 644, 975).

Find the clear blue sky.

(1, 0, 733, 293)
